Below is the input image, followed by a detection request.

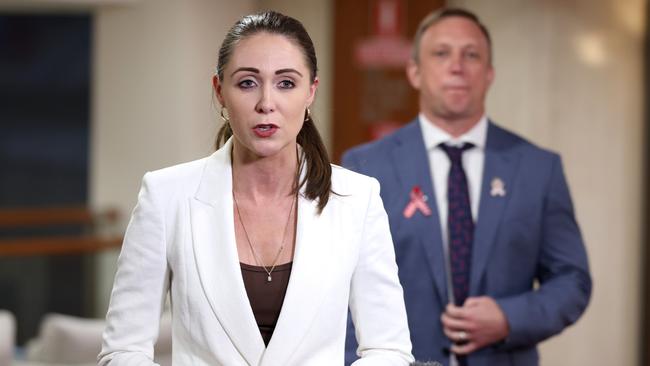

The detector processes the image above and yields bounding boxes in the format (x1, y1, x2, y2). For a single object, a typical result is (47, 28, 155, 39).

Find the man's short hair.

(411, 7, 492, 64)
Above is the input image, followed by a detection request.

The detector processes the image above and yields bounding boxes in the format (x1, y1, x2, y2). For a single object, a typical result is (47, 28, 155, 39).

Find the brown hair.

(411, 7, 492, 64)
(214, 11, 332, 213)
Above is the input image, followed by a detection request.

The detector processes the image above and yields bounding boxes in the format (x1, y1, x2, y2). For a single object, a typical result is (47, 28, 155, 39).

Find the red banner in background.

(355, 0, 411, 69)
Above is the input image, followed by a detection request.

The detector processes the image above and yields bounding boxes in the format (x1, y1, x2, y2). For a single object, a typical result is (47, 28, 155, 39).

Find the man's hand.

(440, 296, 510, 355)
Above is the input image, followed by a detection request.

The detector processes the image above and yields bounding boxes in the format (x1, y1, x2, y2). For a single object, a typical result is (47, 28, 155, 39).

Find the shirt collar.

(418, 113, 488, 151)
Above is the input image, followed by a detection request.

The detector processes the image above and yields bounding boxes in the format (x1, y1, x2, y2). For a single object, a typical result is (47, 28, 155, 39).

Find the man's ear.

(406, 58, 421, 90)
(486, 65, 495, 89)
(212, 75, 225, 106)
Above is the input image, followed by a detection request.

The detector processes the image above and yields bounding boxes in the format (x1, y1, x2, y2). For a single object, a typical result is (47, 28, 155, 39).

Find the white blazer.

(99, 139, 414, 366)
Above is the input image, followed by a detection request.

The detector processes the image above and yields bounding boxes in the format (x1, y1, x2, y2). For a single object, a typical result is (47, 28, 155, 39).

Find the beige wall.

(449, 0, 645, 365)
(91, 0, 256, 314)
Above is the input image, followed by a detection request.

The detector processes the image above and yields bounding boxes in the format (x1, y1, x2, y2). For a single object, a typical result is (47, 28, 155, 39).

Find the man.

(343, 8, 591, 366)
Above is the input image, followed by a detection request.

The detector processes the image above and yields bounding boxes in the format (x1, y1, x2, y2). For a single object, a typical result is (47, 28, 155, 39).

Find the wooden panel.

(0, 206, 122, 256)
(639, 3, 650, 365)
(332, 0, 445, 162)
(0, 236, 122, 256)
(0, 206, 117, 228)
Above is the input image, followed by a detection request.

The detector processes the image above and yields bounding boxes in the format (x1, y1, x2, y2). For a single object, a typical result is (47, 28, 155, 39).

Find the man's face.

(407, 16, 494, 124)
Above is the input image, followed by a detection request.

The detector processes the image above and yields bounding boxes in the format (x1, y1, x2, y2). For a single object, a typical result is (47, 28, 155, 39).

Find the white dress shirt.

(418, 114, 487, 366)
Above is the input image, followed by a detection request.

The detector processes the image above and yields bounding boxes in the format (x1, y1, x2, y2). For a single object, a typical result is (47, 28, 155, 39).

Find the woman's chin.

(237, 140, 296, 161)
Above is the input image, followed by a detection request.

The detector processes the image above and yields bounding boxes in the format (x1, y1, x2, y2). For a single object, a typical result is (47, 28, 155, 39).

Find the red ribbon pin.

(403, 185, 432, 218)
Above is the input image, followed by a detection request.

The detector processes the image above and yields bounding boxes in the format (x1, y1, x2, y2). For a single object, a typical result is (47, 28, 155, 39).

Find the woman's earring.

(304, 108, 311, 122)
(220, 107, 229, 122)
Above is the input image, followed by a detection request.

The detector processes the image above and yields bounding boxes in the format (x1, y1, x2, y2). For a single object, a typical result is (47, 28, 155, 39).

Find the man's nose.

(449, 53, 464, 73)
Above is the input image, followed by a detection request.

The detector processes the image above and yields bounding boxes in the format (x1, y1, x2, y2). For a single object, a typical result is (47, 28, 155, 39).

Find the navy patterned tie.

(441, 143, 474, 366)
(441, 143, 475, 307)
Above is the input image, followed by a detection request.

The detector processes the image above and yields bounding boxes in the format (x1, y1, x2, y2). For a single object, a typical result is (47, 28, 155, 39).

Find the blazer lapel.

(391, 121, 449, 305)
(190, 139, 265, 365)
(470, 122, 520, 295)
(260, 188, 334, 365)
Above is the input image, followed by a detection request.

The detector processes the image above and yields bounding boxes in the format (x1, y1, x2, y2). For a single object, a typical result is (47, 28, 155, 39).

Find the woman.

(98, 11, 413, 366)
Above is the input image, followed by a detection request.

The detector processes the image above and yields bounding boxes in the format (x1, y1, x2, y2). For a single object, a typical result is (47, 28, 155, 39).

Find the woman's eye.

(278, 80, 295, 89)
(238, 79, 256, 89)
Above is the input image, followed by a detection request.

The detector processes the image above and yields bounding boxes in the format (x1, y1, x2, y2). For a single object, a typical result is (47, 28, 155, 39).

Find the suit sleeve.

(98, 173, 169, 366)
(349, 179, 414, 366)
(341, 149, 363, 173)
(496, 155, 592, 348)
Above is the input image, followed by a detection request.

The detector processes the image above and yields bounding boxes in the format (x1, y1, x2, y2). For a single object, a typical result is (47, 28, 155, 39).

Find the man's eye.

(238, 79, 256, 89)
(465, 51, 481, 59)
(433, 50, 449, 57)
(278, 80, 295, 89)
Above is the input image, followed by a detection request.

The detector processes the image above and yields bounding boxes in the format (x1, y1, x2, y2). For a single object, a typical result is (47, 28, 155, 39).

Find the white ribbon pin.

(490, 177, 506, 197)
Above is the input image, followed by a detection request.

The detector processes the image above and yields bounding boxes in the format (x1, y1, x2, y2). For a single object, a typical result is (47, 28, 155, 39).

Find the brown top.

(240, 261, 293, 346)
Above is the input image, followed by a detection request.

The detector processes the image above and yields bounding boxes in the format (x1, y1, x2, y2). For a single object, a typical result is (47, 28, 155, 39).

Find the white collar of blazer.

(190, 138, 335, 365)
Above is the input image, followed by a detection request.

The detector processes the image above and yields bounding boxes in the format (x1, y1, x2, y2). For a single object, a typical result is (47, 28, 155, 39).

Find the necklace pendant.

(267, 275, 272, 282)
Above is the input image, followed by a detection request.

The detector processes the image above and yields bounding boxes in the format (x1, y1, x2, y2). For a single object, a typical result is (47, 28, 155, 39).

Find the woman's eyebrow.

(231, 67, 259, 76)
(275, 68, 303, 77)
(230, 67, 303, 77)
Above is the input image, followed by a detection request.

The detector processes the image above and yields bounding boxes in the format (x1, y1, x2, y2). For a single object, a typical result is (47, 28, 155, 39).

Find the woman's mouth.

(253, 124, 278, 138)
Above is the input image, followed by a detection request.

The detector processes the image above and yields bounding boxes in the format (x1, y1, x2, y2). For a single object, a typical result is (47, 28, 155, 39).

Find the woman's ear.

(307, 76, 319, 106)
(213, 75, 225, 106)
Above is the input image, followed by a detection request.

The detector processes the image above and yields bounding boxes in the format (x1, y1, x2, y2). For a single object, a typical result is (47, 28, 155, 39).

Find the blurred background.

(0, 0, 646, 365)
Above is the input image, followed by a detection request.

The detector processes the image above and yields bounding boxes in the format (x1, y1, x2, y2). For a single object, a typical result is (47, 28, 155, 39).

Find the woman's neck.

(231, 143, 299, 202)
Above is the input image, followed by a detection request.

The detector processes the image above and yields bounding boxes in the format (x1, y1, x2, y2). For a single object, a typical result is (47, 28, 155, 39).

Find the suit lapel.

(470, 122, 520, 295)
(260, 165, 335, 365)
(391, 121, 449, 304)
(190, 139, 264, 366)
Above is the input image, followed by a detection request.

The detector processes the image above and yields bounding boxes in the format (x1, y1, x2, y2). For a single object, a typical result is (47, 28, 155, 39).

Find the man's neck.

(423, 111, 484, 138)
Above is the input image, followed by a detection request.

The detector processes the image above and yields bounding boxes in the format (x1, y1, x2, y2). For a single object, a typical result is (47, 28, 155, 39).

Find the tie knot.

(440, 143, 474, 164)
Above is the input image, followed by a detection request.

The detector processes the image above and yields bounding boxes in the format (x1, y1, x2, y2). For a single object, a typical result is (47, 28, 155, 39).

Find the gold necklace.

(233, 191, 297, 282)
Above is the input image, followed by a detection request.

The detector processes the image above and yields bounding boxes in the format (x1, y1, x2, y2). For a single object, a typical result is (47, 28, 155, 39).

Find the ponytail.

(215, 122, 233, 150)
(296, 114, 332, 213)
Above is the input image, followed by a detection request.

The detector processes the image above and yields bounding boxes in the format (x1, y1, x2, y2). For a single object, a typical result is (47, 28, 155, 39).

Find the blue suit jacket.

(343, 119, 591, 366)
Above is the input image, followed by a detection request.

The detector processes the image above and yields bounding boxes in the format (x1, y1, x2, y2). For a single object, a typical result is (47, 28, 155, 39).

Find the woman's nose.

(256, 85, 275, 113)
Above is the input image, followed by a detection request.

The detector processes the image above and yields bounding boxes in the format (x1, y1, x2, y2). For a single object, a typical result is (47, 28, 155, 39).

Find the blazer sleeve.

(496, 155, 592, 348)
(98, 173, 170, 366)
(349, 178, 415, 366)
